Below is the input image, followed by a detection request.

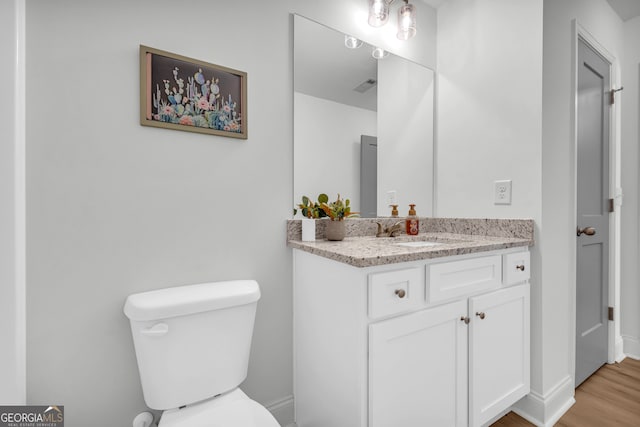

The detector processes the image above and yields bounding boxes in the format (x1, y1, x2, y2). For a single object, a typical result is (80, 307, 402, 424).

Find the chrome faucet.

(376, 221, 404, 237)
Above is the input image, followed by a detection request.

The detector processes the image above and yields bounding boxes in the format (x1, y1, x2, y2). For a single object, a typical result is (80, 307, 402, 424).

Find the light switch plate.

(494, 180, 512, 205)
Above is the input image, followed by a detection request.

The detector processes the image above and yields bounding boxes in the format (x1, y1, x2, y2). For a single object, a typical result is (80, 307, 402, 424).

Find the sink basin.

(395, 241, 442, 248)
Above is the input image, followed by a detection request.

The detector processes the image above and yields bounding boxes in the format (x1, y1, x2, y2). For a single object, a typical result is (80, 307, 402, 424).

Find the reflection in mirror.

(293, 14, 434, 219)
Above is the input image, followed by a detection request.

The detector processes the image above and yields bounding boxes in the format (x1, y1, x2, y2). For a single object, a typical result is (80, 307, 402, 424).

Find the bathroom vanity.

(289, 219, 533, 427)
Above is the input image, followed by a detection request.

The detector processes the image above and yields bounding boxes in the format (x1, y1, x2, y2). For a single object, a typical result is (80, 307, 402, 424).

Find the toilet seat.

(158, 389, 280, 427)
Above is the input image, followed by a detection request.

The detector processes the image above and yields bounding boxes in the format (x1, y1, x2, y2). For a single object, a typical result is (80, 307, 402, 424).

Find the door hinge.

(608, 198, 614, 213)
(608, 306, 614, 321)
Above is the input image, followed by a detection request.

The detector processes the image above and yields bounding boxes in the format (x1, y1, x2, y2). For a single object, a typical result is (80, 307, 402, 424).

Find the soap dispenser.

(405, 204, 419, 235)
(390, 205, 399, 217)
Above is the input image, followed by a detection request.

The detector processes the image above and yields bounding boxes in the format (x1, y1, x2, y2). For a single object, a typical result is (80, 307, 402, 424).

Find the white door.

(369, 300, 468, 427)
(469, 284, 530, 427)
(575, 37, 610, 387)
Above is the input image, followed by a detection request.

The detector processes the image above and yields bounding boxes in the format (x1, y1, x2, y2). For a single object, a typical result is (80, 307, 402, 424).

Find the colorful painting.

(140, 45, 247, 139)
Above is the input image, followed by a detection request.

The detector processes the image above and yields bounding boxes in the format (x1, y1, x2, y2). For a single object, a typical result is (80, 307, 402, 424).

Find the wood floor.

(491, 357, 640, 427)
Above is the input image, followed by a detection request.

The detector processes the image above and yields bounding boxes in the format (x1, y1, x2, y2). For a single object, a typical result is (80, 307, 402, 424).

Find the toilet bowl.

(124, 280, 280, 427)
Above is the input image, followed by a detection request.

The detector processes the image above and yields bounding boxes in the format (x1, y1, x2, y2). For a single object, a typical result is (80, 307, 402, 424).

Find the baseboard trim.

(511, 375, 575, 427)
(266, 395, 294, 426)
(623, 335, 640, 360)
(615, 336, 626, 362)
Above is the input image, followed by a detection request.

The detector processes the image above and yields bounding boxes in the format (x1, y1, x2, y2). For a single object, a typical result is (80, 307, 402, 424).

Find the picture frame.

(140, 45, 247, 139)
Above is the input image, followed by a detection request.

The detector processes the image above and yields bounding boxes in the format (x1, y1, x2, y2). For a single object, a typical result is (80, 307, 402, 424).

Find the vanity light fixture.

(367, 0, 416, 41)
(371, 47, 389, 59)
(344, 34, 363, 49)
(397, 0, 417, 40)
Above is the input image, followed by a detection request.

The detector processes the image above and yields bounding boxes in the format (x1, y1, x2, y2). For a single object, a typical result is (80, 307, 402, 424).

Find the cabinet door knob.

(516, 264, 525, 271)
(475, 312, 486, 320)
(460, 316, 470, 324)
(395, 289, 406, 298)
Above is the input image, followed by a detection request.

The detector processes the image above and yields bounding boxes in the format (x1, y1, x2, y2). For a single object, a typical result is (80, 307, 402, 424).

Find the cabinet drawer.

(503, 251, 530, 285)
(426, 255, 501, 303)
(369, 267, 423, 319)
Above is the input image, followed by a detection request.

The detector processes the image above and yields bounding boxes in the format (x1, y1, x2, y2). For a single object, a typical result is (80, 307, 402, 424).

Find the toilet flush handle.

(141, 323, 169, 337)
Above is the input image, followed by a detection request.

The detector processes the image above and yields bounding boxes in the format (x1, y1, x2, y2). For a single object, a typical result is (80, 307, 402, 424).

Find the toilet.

(124, 280, 280, 427)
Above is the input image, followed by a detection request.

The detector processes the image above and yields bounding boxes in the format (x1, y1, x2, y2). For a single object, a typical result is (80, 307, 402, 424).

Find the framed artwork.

(140, 45, 247, 139)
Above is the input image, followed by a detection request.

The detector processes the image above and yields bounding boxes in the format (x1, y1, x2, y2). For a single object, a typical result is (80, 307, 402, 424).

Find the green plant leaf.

(318, 193, 329, 204)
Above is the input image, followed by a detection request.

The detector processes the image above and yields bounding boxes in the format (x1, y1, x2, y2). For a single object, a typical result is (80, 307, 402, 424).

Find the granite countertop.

(288, 232, 532, 268)
(286, 218, 535, 268)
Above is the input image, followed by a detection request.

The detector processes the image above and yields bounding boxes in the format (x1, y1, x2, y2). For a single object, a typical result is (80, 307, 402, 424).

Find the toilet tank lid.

(124, 280, 260, 321)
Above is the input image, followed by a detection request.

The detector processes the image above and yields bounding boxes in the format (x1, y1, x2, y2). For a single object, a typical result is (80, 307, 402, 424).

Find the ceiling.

(425, 0, 640, 21)
(606, 0, 640, 21)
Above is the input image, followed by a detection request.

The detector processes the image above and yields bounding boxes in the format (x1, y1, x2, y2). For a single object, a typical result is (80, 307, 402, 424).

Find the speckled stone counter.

(286, 218, 534, 268)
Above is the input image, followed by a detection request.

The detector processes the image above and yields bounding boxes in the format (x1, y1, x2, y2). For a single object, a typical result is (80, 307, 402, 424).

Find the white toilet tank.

(124, 280, 261, 410)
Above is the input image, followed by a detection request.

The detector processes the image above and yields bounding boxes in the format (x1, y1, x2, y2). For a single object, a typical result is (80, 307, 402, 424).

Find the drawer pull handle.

(395, 289, 406, 298)
(516, 264, 525, 271)
(476, 312, 486, 320)
(460, 316, 470, 324)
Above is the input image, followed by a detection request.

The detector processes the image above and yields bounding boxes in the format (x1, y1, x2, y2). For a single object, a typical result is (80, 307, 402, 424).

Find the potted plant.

(294, 194, 329, 241)
(319, 194, 359, 241)
(294, 193, 329, 219)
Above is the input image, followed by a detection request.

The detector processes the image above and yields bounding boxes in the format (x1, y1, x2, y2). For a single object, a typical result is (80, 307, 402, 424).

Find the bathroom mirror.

(293, 14, 434, 218)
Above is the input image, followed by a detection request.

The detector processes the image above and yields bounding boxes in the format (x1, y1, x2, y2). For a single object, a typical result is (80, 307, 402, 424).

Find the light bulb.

(397, 1, 416, 40)
(368, 0, 390, 27)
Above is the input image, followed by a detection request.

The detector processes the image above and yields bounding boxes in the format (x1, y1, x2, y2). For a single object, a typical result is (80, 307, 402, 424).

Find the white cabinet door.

(369, 300, 468, 427)
(469, 283, 530, 427)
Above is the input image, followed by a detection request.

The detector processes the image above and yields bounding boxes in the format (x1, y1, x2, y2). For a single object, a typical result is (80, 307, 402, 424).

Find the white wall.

(25, 1, 294, 423)
(377, 55, 434, 216)
(621, 15, 640, 359)
(294, 92, 376, 213)
(436, 0, 543, 219)
(0, 0, 25, 405)
(23, 1, 437, 426)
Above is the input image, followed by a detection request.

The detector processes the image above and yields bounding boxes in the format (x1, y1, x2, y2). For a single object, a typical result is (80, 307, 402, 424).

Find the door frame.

(570, 20, 623, 385)
(0, 0, 26, 404)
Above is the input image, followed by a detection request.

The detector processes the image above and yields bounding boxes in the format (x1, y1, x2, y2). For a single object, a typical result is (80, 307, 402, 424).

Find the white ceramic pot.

(301, 218, 316, 242)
